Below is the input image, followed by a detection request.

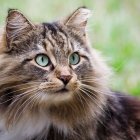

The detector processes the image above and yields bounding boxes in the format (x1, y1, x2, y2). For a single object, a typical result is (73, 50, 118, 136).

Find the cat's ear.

(63, 7, 91, 35)
(6, 9, 35, 46)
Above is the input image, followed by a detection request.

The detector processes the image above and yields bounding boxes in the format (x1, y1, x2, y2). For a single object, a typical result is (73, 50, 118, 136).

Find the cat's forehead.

(9, 22, 87, 59)
(42, 23, 81, 53)
(43, 22, 83, 53)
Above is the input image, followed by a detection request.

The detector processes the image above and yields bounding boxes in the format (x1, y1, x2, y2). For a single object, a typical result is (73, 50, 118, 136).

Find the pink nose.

(58, 75, 72, 85)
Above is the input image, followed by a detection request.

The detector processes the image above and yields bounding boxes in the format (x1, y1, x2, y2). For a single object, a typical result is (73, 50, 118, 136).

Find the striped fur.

(0, 7, 139, 140)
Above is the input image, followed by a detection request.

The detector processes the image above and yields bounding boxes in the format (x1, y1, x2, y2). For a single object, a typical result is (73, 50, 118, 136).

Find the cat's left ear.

(63, 7, 91, 36)
(6, 9, 35, 47)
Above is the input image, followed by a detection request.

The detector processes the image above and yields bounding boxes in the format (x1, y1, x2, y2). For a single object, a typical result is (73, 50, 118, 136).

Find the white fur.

(0, 113, 51, 140)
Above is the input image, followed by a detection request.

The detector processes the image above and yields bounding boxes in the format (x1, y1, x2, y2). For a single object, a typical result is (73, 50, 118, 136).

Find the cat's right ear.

(6, 9, 35, 47)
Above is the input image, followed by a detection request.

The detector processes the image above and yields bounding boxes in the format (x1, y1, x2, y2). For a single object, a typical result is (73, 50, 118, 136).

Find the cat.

(0, 7, 139, 140)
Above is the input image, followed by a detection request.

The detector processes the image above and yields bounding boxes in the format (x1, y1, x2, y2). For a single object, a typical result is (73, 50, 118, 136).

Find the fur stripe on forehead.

(43, 23, 70, 52)
(42, 22, 87, 54)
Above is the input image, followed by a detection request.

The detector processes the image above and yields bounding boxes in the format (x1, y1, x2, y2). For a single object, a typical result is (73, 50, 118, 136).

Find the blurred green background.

(0, 0, 140, 96)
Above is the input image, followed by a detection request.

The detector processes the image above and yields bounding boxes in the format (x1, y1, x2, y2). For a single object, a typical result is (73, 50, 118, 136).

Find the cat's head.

(0, 7, 110, 126)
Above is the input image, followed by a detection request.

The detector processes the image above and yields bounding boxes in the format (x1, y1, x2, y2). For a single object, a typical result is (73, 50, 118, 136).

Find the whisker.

(0, 80, 54, 93)
(80, 86, 113, 123)
(30, 92, 41, 110)
(80, 87, 105, 106)
(77, 88, 90, 107)
(6, 88, 39, 125)
(0, 81, 54, 103)
(10, 88, 39, 106)
(13, 89, 40, 123)
(80, 79, 100, 82)
(0, 88, 35, 105)
(81, 83, 115, 97)
(75, 90, 87, 113)
(79, 87, 107, 115)
(79, 88, 98, 104)
(79, 88, 106, 127)
(0, 85, 39, 102)
(16, 92, 40, 122)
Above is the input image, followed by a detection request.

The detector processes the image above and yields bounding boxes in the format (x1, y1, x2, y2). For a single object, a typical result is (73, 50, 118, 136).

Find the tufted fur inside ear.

(6, 9, 35, 47)
(64, 7, 91, 34)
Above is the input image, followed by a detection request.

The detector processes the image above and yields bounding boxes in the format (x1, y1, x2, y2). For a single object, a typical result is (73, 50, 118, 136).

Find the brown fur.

(0, 7, 139, 140)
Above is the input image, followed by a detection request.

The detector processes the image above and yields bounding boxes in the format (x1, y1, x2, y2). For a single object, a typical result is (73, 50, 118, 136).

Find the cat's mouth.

(55, 88, 69, 94)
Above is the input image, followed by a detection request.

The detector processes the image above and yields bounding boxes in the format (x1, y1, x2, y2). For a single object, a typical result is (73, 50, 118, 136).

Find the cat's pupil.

(72, 56, 75, 61)
(41, 57, 44, 62)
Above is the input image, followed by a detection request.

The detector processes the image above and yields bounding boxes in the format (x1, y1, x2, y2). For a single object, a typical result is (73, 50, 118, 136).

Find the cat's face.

(1, 8, 93, 103)
(0, 8, 109, 125)
(7, 22, 91, 103)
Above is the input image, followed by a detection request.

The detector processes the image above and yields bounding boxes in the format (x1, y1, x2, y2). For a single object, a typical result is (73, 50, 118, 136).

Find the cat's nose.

(59, 75, 72, 85)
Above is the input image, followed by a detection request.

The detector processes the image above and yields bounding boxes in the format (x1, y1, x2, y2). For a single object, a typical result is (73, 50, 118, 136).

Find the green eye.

(69, 52, 80, 65)
(35, 54, 49, 67)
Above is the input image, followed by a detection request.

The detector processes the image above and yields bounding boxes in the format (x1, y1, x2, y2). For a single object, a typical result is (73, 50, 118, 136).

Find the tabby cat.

(0, 7, 139, 140)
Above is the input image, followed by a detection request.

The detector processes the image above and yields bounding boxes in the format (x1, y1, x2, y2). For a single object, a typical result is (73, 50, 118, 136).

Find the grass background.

(0, 0, 140, 96)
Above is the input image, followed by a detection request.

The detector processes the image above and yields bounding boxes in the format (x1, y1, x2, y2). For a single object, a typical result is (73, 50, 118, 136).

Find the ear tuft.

(8, 8, 17, 14)
(64, 7, 91, 33)
(6, 9, 34, 46)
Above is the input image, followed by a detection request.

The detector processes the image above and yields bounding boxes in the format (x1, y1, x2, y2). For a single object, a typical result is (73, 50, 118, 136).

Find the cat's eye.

(35, 54, 49, 67)
(69, 52, 80, 65)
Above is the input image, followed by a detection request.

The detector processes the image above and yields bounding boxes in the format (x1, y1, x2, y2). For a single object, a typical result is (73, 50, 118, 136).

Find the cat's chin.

(39, 90, 73, 104)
